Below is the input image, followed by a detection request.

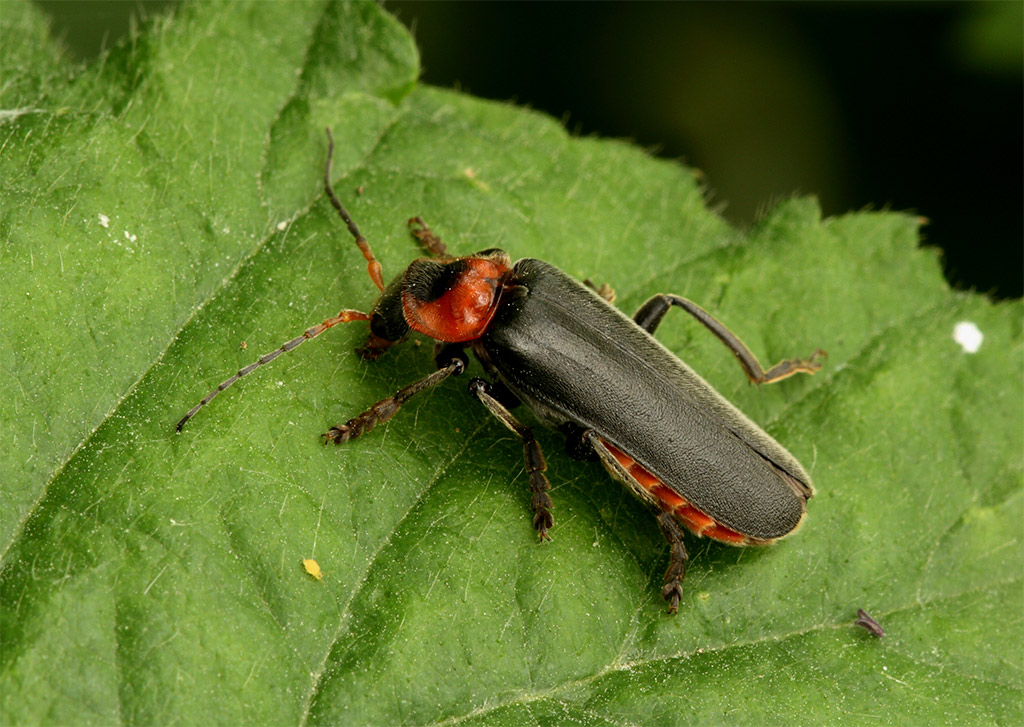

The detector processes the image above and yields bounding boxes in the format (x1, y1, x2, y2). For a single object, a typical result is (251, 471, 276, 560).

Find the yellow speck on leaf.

(302, 558, 323, 580)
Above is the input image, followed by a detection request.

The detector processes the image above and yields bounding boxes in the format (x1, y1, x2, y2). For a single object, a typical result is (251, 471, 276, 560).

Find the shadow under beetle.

(177, 129, 825, 613)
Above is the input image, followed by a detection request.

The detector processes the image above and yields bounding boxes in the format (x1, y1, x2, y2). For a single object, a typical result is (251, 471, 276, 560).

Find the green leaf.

(2, 2, 1020, 725)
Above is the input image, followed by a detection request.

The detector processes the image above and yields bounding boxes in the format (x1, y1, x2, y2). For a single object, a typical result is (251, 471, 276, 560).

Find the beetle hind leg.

(633, 294, 825, 384)
(657, 512, 688, 614)
(469, 378, 554, 539)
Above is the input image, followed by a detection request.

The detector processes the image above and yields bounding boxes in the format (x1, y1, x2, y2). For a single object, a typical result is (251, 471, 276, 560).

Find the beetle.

(176, 128, 824, 613)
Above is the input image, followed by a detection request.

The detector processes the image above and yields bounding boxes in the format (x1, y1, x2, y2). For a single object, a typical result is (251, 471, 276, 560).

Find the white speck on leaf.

(277, 220, 288, 231)
(953, 321, 983, 353)
(98, 213, 110, 228)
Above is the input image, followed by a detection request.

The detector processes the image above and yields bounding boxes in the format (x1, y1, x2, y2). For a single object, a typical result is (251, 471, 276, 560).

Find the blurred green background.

(34, 0, 1023, 298)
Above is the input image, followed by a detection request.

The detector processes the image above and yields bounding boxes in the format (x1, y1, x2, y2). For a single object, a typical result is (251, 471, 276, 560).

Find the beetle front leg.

(633, 294, 825, 384)
(656, 511, 688, 614)
(468, 378, 554, 539)
(323, 357, 466, 444)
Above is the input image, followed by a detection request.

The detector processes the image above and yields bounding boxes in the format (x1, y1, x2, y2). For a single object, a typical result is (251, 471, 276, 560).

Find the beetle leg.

(485, 379, 522, 410)
(322, 357, 466, 444)
(356, 332, 402, 361)
(582, 278, 616, 303)
(468, 378, 554, 539)
(407, 216, 449, 258)
(559, 422, 600, 461)
(633, 294, 826, 384)
(432, 342, 469, 371)
(656, 511, 688, 614)
(585, 430, 689, 613)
